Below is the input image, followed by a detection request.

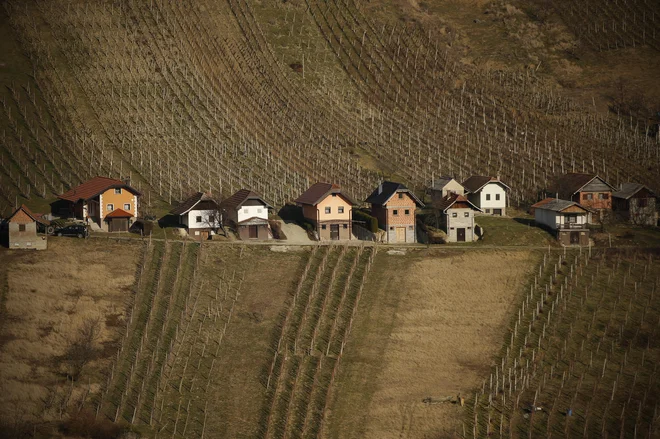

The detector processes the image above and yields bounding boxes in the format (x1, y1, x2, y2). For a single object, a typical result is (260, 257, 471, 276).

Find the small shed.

(533, 198, 590, 246)
(612, 183, 657, 226)
(5, 205, 48, 250)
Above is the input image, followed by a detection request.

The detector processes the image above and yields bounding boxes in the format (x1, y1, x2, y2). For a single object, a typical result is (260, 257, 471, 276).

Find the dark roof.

(613, 183, 656, 200)
(170, 192, 218, 215)
(462, 176, 510, 193)
(552, 173, 614, 198)
(294, 182, 355, 206)
(220, 189, 273, 212)
(365, 181, 424, 207)
(435, 194, 482, 213)
(533, 198, 589, 213)
(58, 176, 141, 202)
(429, 177, 458, 190)
(105, 208, 133, 218)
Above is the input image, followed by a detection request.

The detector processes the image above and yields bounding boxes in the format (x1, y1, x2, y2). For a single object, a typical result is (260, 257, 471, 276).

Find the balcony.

(556, 222, 587, 230)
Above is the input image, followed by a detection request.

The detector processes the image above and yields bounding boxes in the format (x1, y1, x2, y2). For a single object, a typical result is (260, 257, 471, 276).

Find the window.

(638, 198, 648, 208)
(124, 203, 131, 211)
(343, 224, 348, 229)
(257, 208, 262, 213)
(486, 209, 491, 213)
(565, 214, 577, 223)
(114, 188, 122, 195)
(389, 226, 394, 230)
(196, 216, 202, 223)
(452, 212, 458, 218)
(322, 225, 327, 230)
(495, 194, 500, 201)
(486, 194, 491, 201)
(393, 209, 398, 216)
(243, 208, 249, 214)
(398, 193, 403, 199)
(338, 206, 344, 214)
(107, 204, 114, 212)
(408, 225, 413, 230)
(464, 212, 469, 217)
(404, 209, 410, 215)
(585, 193, 593, 200)
(209, 215, 215, 223)
(599, 193, 609, 200)
(325, 207, 331, 214)
(19, 224, 26, 232)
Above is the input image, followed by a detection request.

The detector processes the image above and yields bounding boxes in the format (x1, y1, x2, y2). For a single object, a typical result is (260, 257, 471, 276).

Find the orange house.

(366, 181, 424, 243)
(295, 182, 355, 240)
(57, 176, 141, 232)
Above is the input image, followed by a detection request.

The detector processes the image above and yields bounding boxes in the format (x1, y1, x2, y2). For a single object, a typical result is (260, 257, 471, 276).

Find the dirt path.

(326, 250, 537, 439)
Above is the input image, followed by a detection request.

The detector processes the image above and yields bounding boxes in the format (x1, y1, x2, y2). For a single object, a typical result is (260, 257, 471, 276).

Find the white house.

(220, 189, 273, 240)
(427, 176, 465, 202)
(532, 198, 590, 246)
(170, 192, 221, 239)
(462, 176, 510, 216)
(435, 193, 482, 242)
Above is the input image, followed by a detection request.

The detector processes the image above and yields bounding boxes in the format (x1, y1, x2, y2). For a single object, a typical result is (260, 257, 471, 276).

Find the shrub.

(353, 210, 379, 233)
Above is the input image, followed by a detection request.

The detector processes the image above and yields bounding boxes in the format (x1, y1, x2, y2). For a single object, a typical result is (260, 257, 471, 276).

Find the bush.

(60, 409, 126, 439)
(353, 210, 379, 233)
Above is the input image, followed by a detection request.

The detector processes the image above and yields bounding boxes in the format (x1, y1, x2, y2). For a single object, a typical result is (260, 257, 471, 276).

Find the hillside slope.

(0, 0, 658, 216)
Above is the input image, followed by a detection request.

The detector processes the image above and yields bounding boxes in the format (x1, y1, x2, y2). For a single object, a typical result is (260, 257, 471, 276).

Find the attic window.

(107, 204, 114, 212)
(393, 209, 398, 216)
(496, 194, 500, 201)
(325, 207, 331, 214)
(19, 224, 26, 232)
(243, 208, 249, 214)
(338, 206, 344, 214)
(196, 216, 202, 223)
(114, 188, 122, 195)
(332, 193, 337, 197)
(486, 194, 491, 201)
(398, 193, 403, 199)
(452, 212, 457, 218)
(404, 209, 410, 215)
(464, 212, 469, 217)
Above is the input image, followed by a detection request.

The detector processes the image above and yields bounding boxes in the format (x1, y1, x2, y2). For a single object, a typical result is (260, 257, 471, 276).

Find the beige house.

(366, 181, 424, 243)
(427, 177, 465, 202)
(435, 194, 482, 242)
(295, 182, 355, 240)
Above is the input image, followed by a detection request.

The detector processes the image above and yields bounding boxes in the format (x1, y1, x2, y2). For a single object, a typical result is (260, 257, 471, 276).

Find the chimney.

(378, 183, 383, 195)
(556, 192, 559, 200)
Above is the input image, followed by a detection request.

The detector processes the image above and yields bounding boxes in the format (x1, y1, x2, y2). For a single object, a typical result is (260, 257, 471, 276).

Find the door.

(249, 225, 259, 239)
(570, 231, 579, 244)
(493, 208, 502, 216)
(111, 218, 128, 232)
(396, 227, 406, 243)
(457, 228, 466, 242)
(200, 231, 209, 241)
(330, 224, 340, 240)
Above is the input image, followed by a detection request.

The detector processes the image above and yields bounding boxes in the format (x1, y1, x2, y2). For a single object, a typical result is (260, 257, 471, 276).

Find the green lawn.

(472, 213, 556, 247)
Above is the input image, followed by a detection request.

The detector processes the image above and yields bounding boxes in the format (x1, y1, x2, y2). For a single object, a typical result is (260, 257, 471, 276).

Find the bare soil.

(326, 249, 537, 439)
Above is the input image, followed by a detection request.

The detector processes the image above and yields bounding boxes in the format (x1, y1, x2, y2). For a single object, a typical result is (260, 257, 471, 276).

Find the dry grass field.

(0, 238, 139, 435)
(325, 249, 538, 439)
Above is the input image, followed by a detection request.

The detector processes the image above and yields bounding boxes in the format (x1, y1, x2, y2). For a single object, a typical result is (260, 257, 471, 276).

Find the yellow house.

(295, 182, 355, 240)
(57, 176, 141, 232)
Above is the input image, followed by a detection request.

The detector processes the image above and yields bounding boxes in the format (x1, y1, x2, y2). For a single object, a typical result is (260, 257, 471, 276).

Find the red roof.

(434, 194, 482, 213)
(58, 176, 140, 202)
(105, 208, 133, 218)
(8, 205, 38, 225)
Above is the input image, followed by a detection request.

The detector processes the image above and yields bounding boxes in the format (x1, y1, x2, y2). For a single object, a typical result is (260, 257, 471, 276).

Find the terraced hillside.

(0, 0, 659, 216)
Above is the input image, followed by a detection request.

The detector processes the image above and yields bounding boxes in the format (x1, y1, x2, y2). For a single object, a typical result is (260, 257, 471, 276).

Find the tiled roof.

(365, 181, 424, 207)
(551, 173, 614, 199)
(294, 182, 355, 206)
(613, 183, 655, 200)
(462, 176, 510, 193)
(435, 193, 481, 213)
(170, 192, 218, 215)
(105, 208, 133, 218)
(220, 189, 273, 212)
(58, 176, 140, 202)
(8, 205, 38, 225)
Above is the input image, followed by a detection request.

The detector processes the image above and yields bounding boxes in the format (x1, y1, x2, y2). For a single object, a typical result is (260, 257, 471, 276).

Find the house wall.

(444, 207, 476, 242)
(382, 192, 417, 243)
(314, 194, 352, 221)
(238, 223, 270, 240)
(629, 197, 658, 226)
(575, 191, 611, 212)
(318, 222, 352, 240)
(187, 209, 221, 231)
(8, 222, 47, 250)
(558, 230, 590, 246)
(237, 204, 268, 223)
(477, 183, 507, 214)
(430, 180, 464, 201)
(535, 208, 559, 230)
(99, 188, 138, 218)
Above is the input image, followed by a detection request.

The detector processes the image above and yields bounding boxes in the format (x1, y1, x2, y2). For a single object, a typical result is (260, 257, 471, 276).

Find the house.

(427, 177, 465, 202)
(365, 181, 424, 243)
(551, 173, 615, 222)
(220, 189, 273, 240)
(170, 192, 222, 239)
(612, 183, 658, 226)
(462, 176, 510, 215)
(435, 193, 482, 242)
(4, 205, 48, 250)
(57, 176, 140, 232)
(295, 182, 355, 241)
(532, 198, 590, 246)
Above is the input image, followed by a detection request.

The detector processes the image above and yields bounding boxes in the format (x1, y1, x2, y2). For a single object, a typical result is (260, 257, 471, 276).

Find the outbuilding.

(5, 205, 48, 250)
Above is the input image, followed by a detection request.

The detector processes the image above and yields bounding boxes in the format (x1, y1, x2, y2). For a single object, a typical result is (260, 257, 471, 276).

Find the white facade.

(535, 208, 587, 230)
(184, 209, 221, 230)
(469, 183, 507, 215)
(237, 205, 268, 223)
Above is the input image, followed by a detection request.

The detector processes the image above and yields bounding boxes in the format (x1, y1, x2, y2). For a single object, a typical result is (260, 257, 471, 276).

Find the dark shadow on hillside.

(513, 217, 535, 226)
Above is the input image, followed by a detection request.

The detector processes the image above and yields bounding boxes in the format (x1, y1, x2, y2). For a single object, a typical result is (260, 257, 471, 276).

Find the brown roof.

(435, 194, 482, 213)
(531, 198, 554, 208)
(170, 192, 218, 215)
(8, 205, 38, 225)
(294, 182, 355, 206)
(58, 176, 141, 202)
(105, 208, 133, 218)
(219, 189, 273, 212)
(551, 173, 615, 199)
(462, 176, 510, 193)
(533, 198, 590, 213)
